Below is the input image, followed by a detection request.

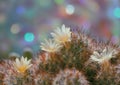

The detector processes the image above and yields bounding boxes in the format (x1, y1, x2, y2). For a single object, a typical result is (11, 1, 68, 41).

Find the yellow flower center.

(50, 48, 55, 52)
(18, 65, 27, 73)
(59, 35, 69, 42)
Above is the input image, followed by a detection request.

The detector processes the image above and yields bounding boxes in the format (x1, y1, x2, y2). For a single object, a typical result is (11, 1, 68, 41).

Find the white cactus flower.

(90, 47, 118, 64)
(51, 24, 71, 44)
(40, 39, 62, 53)
(13, 56, 32, 73)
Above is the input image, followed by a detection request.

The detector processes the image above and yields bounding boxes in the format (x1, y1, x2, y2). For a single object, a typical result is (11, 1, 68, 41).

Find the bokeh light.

(10, 24, 21, 34)
(65, 4, 75, 15)
(54, 0, 64, 5)
(1, 0, 120, 58)
(9, 52, 20, 58)
(24, 32, 35, 42)
(114, 7, 120, 18)
(38, 0, 51, 7)
(16, 6, 26, 15)
(0, 14, 6, 23)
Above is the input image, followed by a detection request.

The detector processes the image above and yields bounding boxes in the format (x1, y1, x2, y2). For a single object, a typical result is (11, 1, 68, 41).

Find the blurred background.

(0, 0, 120, 59)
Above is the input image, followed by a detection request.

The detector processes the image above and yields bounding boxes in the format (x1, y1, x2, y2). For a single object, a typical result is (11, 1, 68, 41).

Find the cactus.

(0, 25, 120, 85)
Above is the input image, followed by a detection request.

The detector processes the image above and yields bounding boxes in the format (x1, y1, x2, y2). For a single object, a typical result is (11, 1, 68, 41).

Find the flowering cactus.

(0, 25, 120, 85)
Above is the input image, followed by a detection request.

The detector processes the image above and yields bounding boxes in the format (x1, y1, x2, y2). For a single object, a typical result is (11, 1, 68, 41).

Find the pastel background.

(0, 0, 120, 58)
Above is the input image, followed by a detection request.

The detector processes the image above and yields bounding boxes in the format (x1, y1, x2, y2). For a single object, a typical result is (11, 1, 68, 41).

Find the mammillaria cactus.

(0, 24, 120, 85)
(52, 69, 89, 85)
